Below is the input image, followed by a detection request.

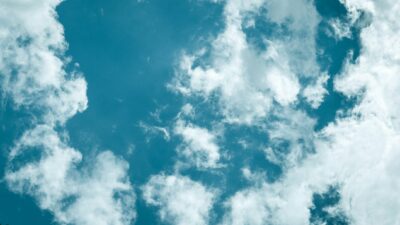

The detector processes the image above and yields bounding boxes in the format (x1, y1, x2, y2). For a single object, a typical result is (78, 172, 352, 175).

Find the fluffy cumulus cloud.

(222, 182, 314, 225)
(222, 0, 400, 224)
(318, 0, 400, 223)
(142, 174, 217, 225)
(0, 0, 87, 125)
(174, 120, 222, 169)
(171, 0, 400, 225)
(0, 0, 136, 224)
(6, 126, 136, 225)
(221, 187, 271, 225)
(303, 73, 329, 109)
(4, 0, 400, 224)
(225, 116, 400, 225)
(172, 0, 321, 125)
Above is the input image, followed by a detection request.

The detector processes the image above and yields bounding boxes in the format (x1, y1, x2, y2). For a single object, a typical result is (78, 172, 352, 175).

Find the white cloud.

(174, 120, 222, 169)
(0, 0, 87, 125)
(142, 174, 217, 225)
(5, 0, 400, 225)
(264, 0, 321, 77)
(266, 107, 316, 169)
(222, 1, 400, 224)
(221, 180, 313, 225)
(0, 1, 136, 224)
(221, 187, 270, 225)
(171, 0, 321, 125)
(326, 18, 352, 40)
(169, 0, 323, 222)
(265, 66, 300, 106)
(303, 73, 329, 109)
(180, 103, 195, 117)
(6, 125, 136, 225)
(322, 1, 400, 223)
(233, 117, 400, 225)
(139, 121, 171, 141)
(313, 117, 400, 225)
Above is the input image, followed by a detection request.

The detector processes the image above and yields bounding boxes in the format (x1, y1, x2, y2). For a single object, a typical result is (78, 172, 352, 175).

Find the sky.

(1, 0, 400, 225)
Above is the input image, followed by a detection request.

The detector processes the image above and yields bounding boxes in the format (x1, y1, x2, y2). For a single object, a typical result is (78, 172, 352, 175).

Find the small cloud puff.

(142, 174, 217, 225)
(174, 120, 222, 169)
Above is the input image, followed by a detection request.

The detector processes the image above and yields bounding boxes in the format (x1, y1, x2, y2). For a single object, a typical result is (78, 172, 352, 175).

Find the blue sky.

(1, 0, 400, 225)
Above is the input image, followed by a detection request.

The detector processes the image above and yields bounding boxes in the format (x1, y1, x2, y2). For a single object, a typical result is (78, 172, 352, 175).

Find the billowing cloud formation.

(0, 0, 136, 224)
(172, 0, 321, 125)
(4, 0, 400, 224)
(318, 0, 400, 223)
(0, 0, 87, 125)
(149, 1, 323, 222)
(170, 0, 400, 225)
(6, 126, 136, 225)
(142, 174, 217, 225)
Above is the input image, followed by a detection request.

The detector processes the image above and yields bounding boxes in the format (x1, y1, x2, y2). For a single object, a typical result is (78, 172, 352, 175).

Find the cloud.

(326, 18, 352, 40)
(229, 116, 400, 225)
(168, 0, 324, 223)
(0, 0, 87, 125)
(139, 121, 171, 142)
(303, 73, 329, 109)
(0, 0, 136, 224)
(4, 0, 399, 225)
(320, 0, 400, 223)
(174, 120, 222, 169)
(6, 125, 136, 225)
(221, 187, 270, 225)
(171, 0, 321, 125)
(221, 180, 313, 225)
(266, 108, 317, 168)
(221, 0, 400, 224)
(142, 174, 217, 225)
(171, 0, 400, 225)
